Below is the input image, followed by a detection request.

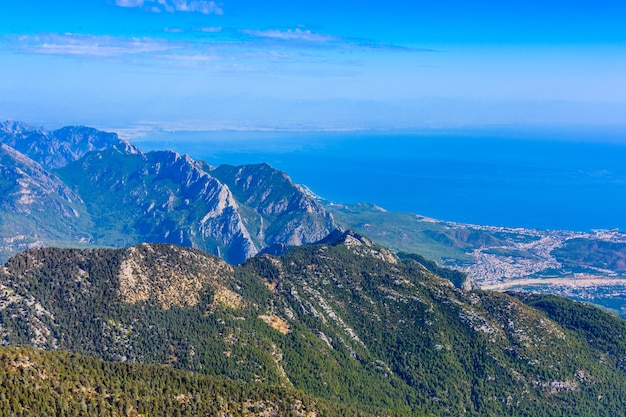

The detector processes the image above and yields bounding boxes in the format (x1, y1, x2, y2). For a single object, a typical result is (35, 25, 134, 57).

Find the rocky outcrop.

(117, 243, 235, 310)
(318, 229, 398, 264)
(211, 162, 336, 247)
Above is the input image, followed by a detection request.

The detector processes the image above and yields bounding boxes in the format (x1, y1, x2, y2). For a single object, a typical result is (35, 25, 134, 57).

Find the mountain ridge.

(0, 144, 92, 260)
(2, 240, 626, 415)
(3, 120, 626, 316)
(0, 120, 139, 169)
(0, 121, 336, 265)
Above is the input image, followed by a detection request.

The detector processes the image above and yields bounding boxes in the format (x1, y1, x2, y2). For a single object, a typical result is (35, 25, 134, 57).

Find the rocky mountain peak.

(318, 229, 398, 264)
(0, 122, 139, 169)
(0, 120, 41, 135)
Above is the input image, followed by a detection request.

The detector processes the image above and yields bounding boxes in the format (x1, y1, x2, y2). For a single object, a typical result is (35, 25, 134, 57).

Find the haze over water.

(134, 127, 626, 233)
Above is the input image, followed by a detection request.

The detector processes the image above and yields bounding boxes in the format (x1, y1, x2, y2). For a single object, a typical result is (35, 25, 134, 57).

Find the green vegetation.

(397, 251, 468, 288)
(56, 149, 173, 249)
(553, 238, 626, 272)
(0, 345, 374, 417)
(328, 203, 472, 262)
(510, 292, 626, 356)
(3, 240, 626, 416)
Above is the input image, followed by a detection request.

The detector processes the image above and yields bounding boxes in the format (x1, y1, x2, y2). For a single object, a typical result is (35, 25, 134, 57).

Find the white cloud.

(115, 0, 223, 15)
(199, 26, 222, 33)
(115, 0, 145, 7)
(5, 26, 419, 71)
(158, 53, 220, 63)
(243, 28, 337, 43)
(157, 0, 175, 12)
(15, 33, 173, 57)
(164, 26, 223, 34)
(8, 33, 260, 69)
(172, 0, 222, 14)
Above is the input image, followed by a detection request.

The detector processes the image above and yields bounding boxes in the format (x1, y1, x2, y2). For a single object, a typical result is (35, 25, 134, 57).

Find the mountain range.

(4, 119, 625, 307)
(3, 120, 626, 415)
(0, 121, 335, 265)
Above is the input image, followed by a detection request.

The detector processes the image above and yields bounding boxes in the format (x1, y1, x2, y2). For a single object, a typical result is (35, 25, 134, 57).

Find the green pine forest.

(2, 237, 626, 416)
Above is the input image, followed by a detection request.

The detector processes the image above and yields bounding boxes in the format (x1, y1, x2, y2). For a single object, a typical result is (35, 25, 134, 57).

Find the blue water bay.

(135, 127, 626, 232)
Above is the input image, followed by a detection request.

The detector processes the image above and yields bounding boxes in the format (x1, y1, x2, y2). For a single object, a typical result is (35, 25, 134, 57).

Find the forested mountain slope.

(0, 345, 375, 416)
(2, 235, 626, 416)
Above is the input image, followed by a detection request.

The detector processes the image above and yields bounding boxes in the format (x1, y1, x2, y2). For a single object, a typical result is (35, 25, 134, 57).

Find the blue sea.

(133, 126, 626, 232)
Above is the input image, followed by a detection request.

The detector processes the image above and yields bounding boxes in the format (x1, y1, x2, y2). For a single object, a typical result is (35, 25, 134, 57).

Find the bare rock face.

(57, 149, 260, 264)
(0, 144, 83, 215)
(117, 243, 236, 310)
(210, 162, 337, 247)
(317, 229, 398, 264)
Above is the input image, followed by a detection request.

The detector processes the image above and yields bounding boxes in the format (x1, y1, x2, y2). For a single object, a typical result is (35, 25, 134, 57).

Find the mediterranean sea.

(133, 126, 626, 232)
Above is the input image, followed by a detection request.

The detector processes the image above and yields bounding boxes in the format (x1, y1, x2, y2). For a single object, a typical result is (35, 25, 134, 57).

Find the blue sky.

(1, 0, 626, 131)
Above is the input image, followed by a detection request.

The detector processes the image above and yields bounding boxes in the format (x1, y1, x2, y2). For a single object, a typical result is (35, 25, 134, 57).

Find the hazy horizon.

(2, 1, 626, 131)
